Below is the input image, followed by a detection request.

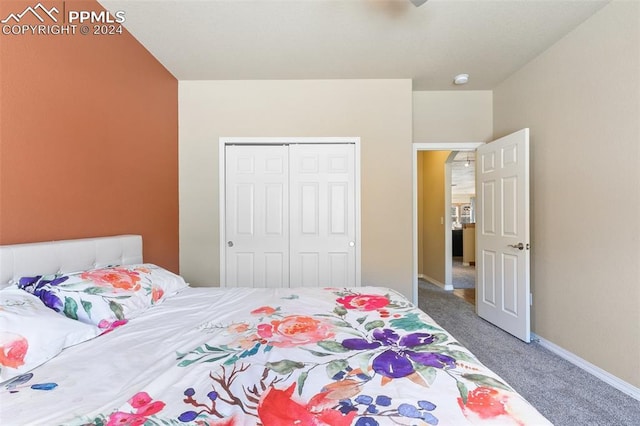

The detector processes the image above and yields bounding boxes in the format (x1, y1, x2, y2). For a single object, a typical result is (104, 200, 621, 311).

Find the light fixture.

(454, 73, 469, 85)
(410, 0, 428, 6)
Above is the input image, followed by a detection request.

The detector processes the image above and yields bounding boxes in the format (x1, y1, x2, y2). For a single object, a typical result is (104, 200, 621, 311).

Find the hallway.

(452, 256, 475, 305)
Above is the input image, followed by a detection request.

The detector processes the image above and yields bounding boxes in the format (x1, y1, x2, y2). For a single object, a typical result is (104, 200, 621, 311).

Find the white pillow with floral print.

(0, 287, 100, 382)
(17, 264, 188, 330)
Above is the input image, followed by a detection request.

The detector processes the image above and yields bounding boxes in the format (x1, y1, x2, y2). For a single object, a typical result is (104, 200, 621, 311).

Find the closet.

(223, 141, 358, 288)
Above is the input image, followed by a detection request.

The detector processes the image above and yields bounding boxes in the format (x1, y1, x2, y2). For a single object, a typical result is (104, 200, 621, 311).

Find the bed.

(0, 235, 551, 425)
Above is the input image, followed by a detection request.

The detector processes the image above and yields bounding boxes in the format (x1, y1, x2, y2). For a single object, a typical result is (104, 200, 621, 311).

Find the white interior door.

(225, 145, 289, 288)
(476, 129, 531, 342)
(289, 144, 356, 287)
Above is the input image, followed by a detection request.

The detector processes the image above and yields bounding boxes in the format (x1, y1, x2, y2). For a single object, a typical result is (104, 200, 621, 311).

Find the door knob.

(508, 242, 529, 250)
(227, 241, 234, 247)
(349, 241, 355, 247)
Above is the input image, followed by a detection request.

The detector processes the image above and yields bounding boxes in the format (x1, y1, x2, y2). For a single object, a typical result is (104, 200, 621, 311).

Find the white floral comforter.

(1, 287, 551, 425)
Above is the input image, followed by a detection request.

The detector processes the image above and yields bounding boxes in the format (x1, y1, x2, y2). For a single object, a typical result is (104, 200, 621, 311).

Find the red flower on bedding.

(337, 294, 389, 311)
(81, 267, 142, 291)
(151, 287, 164, 303)
(0, 332, 28, 369)
(107, 391, 165, 426)
(98, 319, 129, 335)
(458, 386, 529, 425)
(257, 315, 334, 348)
(458, 386, 507, 418)
(258, 383, 356, 426)
(251, 306, 277, 316)
(106, 412, 146, 426)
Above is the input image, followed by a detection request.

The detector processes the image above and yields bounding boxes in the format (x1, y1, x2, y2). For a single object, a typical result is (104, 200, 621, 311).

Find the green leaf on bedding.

(326, 359, 349, 379)
(444, 349, 477, 364)
(414, 365, 438, 386)
(177, 352, 229, 367)
(302, 348, 333, 357)
(356, 316, 367, 325)
(204, 355, 231, 364)
(82, 286, 107, 295)
(462, 374, 512, 392)
(457, 380, 469, 405)
(388, 313, 427, 331)
(204, 344, 225, 352)
(63, 297, 79, 320)
(329, 319, 352, 328)
(355, 352, 374, 377)
(239, 343, 261, 358)
(109, 300, 125, 320)
(432, 333, 450, 344)
(92, 417, 105, 426)
(81, 300, 93, 317)
(333, 305, 348, 316)
(224, 355, 240, 366)
(266, 360, 305, 375)
(297, 371, 309, 395)
(317, 340, 349, 353)
(389, 313, 443, 332)
(364, 320, 385, 331)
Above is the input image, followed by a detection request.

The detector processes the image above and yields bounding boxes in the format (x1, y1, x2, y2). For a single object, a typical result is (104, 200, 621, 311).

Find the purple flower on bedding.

(341, 328, 455, 379)
(18, 275, 66, 312)
(18, 275, 42, 290)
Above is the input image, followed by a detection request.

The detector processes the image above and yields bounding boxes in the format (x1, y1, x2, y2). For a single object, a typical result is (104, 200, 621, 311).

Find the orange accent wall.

(0, 1, 179, 271)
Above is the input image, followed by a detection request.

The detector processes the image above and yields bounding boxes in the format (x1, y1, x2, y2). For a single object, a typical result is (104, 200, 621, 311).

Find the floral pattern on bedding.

(2, 373, 57, 393)
(80, 288, 545, 426)
(0, 332, 28, 369)
(17, 264, 186, 329)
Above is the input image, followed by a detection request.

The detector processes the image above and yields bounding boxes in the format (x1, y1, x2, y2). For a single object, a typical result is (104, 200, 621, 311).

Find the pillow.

(0, 288, 100, 382)
(17, 264, 188, 329)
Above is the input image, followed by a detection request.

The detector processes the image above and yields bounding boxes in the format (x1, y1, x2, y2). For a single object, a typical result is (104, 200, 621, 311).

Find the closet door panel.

(225, 145, 289, 288)
(290, 144, 356, 287)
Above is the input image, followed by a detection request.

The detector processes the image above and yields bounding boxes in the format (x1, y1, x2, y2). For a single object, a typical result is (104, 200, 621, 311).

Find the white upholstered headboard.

(0, 235, 143, 289)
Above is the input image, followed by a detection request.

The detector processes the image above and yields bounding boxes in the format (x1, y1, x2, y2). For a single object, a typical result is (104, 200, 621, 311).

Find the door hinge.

(529, 292, 533, 306)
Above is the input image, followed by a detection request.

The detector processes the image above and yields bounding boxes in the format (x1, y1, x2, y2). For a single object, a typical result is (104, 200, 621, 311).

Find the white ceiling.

(98, 0, 609, 90)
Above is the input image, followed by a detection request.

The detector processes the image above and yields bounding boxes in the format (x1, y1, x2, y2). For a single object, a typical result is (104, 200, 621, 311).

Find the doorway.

(414, 130, 531, 342)
(450, 151, 477, 304)
(412, 143, 483, 304)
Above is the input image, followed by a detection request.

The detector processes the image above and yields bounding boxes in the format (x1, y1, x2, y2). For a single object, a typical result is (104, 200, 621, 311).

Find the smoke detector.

(454, 74, 469, 85)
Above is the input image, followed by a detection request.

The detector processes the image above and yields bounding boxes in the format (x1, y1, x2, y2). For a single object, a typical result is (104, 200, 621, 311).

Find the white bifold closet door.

(225, 144, 356, 288)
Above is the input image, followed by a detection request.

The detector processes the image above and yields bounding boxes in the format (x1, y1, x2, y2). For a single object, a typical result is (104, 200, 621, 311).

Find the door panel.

(290, 144, 356, 287)
(225, 145, 289, 288)
(476, 129, 530, 342)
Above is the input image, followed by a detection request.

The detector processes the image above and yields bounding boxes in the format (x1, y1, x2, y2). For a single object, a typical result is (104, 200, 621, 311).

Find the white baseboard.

(419, 274, 453, 291)
(532, 333, 640, 401)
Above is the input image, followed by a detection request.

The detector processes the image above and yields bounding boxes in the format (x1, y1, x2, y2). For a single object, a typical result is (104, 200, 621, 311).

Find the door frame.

(219, 137, 362, 287)
(412, 142, 484, 304)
